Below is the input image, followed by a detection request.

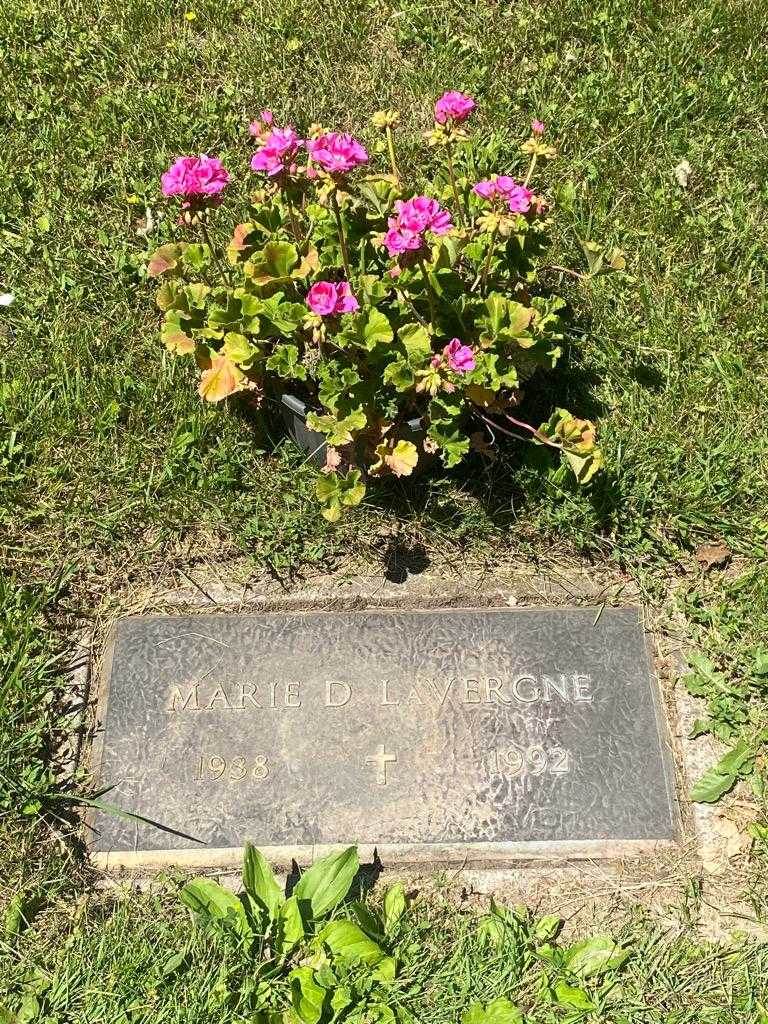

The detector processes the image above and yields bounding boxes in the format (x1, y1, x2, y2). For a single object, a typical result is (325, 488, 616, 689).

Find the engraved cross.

(364, 744, 397, 786)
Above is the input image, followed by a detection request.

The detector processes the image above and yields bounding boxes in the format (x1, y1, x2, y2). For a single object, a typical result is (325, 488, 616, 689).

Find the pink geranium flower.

(249, 110, 274, 136)
(393, 196, 453, 235)
(161, 155, 230, 199)
(383, 226, 422, 255)
(444, 338, 476, 373)
(306, 132, 368, 174)
(506, 183, 534, 213)
(383, 195, 453, 257)
(434, 91, 476, 125)
(472, 179, 497, 200)
(472, 175, 533, 214)
(251, 127, 303, 177)
(306, 280, 359, 316)
(531, 119, 545, 135)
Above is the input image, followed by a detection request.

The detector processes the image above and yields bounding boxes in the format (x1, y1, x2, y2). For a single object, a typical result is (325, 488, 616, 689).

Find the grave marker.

(90, 607, 678, 866)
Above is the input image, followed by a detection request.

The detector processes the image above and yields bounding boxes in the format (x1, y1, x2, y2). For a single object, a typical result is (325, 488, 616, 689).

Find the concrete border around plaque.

(87, 605, 680, 870)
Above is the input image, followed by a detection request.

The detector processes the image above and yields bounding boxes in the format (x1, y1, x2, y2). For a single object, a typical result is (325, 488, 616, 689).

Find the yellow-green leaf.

(162, 328, 195, 356)
(372, 440, 418, 477)
(223, 332, 255, 364)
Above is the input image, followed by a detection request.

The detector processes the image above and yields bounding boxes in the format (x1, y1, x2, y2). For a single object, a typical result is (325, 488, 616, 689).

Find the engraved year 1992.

(193, 754, 270, 782)
(487, 745, 570, 777)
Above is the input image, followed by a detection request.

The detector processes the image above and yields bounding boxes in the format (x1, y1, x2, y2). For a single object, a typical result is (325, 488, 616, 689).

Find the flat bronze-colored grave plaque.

(90, 607, 678, 866)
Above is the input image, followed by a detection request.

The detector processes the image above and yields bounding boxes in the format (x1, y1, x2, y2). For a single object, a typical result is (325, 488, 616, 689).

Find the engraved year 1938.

(487, 745, 570, 778)
(194, 754, 270, 782)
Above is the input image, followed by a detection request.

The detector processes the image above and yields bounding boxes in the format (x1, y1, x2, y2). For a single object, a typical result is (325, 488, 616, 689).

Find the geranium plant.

(149, 96, 605, 520)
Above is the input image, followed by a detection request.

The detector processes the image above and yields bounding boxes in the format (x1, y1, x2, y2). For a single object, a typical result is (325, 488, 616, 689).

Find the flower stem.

(446, 145, 465, 228)
(199, 221, 229, 285)
(475, 410, 563, 450)
(330, 190, 353, 280)
(418, 255, 436, 328)
(503, 410, 563, 449)
(284, 189, 302, 243)
(396, 289, 429, 328)
(480, 226, 498, 290)
(386, 126, 400, 183)
(523, 154, 538, 188)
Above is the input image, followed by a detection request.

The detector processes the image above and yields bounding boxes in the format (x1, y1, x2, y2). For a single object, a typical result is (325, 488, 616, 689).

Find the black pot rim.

(280, 391, 424, 434)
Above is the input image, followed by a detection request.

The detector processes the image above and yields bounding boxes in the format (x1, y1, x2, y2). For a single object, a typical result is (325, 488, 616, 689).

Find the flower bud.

(372, 109, 401, 129)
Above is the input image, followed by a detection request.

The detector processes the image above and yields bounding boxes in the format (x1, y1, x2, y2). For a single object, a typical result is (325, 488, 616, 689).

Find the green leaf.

(428, 394, 463, 424)
(338, 471, 366, 509)
(371, 439, 418, 477)
(717, 739, 756, 774)
(383, 882, 407, 932)
(383, 358, 415, 391)
(242, 843, 283, 918)
(4, 892, 40, 937)
(289, 967, 328, 1024)
(148, 242, 187, 278)
(362, 308, 394, 348)
(483, 293, 507, 336)
(179, 879, 252, 939)
(330, 987, 353, 1017)
(365, 1004, 397, 1024)
(15, 994, 40, 1024)
(353, 901, 384, 939)
(556, 180, 577, 212)
(533, 914, 563, 942)
(504, 302, 534, 337)
(564, 935, 630, 978)
(336, 308, 393, 351)
(358, 274, 390, 305)
(318, 920, 386, 965)
(248, 241, 299, 283)
(306, 410, 366, 446)
(373, 956, 397, 982)
(318, 502, 341, 523)
(427, 422, 470, 468)
(159, 951, 187, 980)
(462, 998, 523, 1024)
(156, 280, 179, 312)
(266, 343, 307, 380)
(477, 913, 506, 946)
(293, 846, 359, 918)
(430, 268, 463, 301)
(276, 894, 306, 950)
(183, 282, 210, 309)
(208, 296, 245, 330)
(752, 773, 767, 802)
(258, 292, 306, 336)
(223, 331, 257, 364)
(564, 446, 604, 485)
(691, 740, 754, 802)
(553, 981, 596, 1010)
(398, 322, 432, 365)
(682, 654, 727, 697)
(316, 364, 363, 413)
(182, 243, 210, 271)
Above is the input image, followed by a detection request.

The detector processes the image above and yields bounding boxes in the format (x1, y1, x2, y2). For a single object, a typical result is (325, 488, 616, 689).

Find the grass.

(1, 0, 768, 1016)
(3, 850, 768, 1023)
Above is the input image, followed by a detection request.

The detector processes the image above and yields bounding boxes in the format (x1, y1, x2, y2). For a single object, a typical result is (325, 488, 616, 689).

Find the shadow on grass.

(229, 326, 627, 551)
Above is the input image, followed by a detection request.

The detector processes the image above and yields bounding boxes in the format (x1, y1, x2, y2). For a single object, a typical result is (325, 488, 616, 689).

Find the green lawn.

(2, 0, 768, 1017)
